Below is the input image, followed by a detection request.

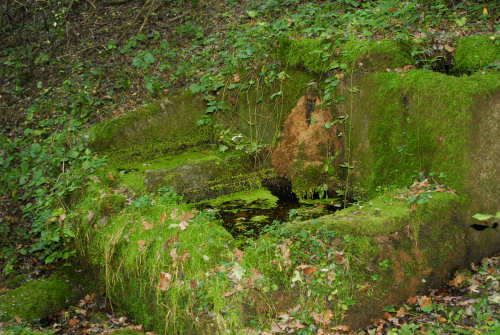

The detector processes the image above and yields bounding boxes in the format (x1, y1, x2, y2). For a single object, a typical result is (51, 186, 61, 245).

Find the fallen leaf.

(180, 252, 190, 263)
(138, 240, 146, 252)
(179, 221, 188, 230)
(396, 307, 407, 317)
(108, 171, 115, 182)
(449, 273, 466, 287)
(234, 248, 244, 263)
(178, 211, 195, 221)
(87, 210, 95, 223)
(444, 44, 455, 52)
(296, 264, 318, 276)
(160, 211, 167, 225)
(14, 316, 22, 324)
(279, 239, 291, 267)
(170, 208, 179, 219)
(159, 272, 172, 291)
(170, 248, 178, 261)
(420, 296, 432, 309)
(332, 325, 350, 332)
(68, 318, 80, 326)
(142, 220, 154, 230)
(233, 73, 240, 83)
(312, 309, 333, 325)
(406, 295, 418, 305)
(437, 316, 447, 322)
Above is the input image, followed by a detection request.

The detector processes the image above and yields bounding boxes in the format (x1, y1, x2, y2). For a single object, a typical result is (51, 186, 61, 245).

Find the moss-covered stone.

(338, 70, 500, 199)
(453, 35, 499, 73)
(340, 38, 413, 72)
(89, 93, 210, 161)
(0, 274, 80, 321)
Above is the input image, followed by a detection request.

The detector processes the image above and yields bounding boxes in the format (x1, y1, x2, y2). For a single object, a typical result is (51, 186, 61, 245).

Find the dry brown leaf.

(142, 220, 154, 230)
(68, 318, 80, 326)
(279, 239, 291, 267)
(14, 316, 22, 324)
(170, 248, 178, 261)
(234, 248, 244, 263)
(331, 325, 350, 332)
(406, 295, 418, 305)
(180, 252, 191, 263)
(159, 272, 172, 291)
(179, 211, 195, 221)
(159, 211, 167, 225)
(87, 210, 95, 223)
(179, 221, 188, 230)
(233, 73, 240, 83)
(312, 309, 333, 325)
(137, 240, 146, 252)
(108, 171, 115, 182)
(444, 44, 455, 52)
(449, 273, 466, 287)
(420, 296, 432, 308)
(437, 316, 447, 322)
(296, 264, 318, 276)
(396, 307, 407, 318)
(170, 208, 179, 219)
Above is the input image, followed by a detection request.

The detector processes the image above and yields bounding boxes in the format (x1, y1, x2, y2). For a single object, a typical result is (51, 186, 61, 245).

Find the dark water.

(207, 198, 342, 239)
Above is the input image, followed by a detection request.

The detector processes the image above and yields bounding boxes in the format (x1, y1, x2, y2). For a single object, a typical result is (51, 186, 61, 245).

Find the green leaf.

(472, 213, 493, 221)
(144, 52, 155, 65)
(246, 10, 258, 18)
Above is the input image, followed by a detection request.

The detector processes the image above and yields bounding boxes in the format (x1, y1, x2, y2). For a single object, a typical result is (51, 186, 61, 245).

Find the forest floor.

(1, 255, 498, 334)
(1, 0, 499, 334)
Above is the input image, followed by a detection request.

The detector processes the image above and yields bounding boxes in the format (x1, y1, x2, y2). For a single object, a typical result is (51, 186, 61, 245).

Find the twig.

(103, 0, 135, 6)
(138, 0, 156, 34)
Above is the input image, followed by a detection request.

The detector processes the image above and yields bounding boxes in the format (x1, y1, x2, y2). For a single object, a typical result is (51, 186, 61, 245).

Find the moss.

(309, 194, 412, 236)
(453, 35, 499, 73)
(89, 93, 210, 161)
(340, 38, 413, 72)
(342, 70, 500, 197)
(197, 188, 278, 208)
(0, 274, 80, 321)
(110, 330, 146, 335)
(278, 38, 332, 73)
(74, 182, 236, 334)
(2, 330, 54, 335)
(99, 194, 127, 216)
(3, 273, 28, 289)
(291, 165, 323, 200)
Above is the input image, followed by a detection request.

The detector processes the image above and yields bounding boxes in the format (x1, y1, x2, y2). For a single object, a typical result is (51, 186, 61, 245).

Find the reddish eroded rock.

(271, 95, 345, 178)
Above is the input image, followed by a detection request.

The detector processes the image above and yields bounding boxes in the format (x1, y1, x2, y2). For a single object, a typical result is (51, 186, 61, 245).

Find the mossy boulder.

(90, 94, 209, 162)
(337, 69, 500, 259)
(144, 155, 277, 202)
(453, 35, 499, 73)
(0, 274, 80, 321)
(340, 38, 413, 72)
